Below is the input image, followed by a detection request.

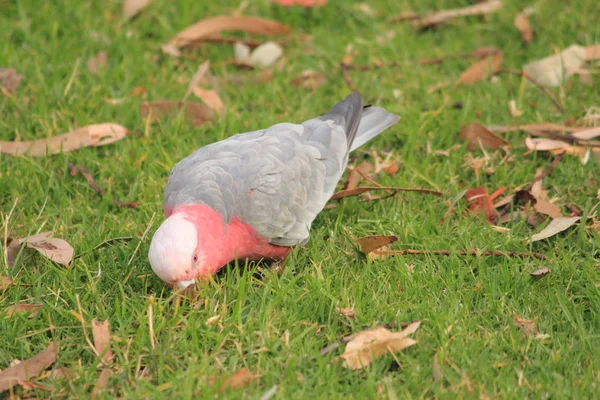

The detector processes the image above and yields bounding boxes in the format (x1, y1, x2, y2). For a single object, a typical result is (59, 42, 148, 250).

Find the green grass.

(1, 0, 600, 398)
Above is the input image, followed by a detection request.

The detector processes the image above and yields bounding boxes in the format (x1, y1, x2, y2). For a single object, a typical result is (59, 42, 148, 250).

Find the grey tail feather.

(318, 92, 364, 150)
(349, 105, 400, 152)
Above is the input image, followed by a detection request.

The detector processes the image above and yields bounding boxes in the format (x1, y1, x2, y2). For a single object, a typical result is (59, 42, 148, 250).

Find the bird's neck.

(171, 204, 271, 274)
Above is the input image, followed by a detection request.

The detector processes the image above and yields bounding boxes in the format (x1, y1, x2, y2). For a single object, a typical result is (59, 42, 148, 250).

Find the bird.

(148, 93, 400, 289)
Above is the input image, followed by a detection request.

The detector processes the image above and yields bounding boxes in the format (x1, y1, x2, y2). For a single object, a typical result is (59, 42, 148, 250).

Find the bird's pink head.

(148, 212, 207, 290)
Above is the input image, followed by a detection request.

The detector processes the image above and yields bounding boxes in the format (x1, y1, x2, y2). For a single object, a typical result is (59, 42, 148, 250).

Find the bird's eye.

(193, 254, 198, 263)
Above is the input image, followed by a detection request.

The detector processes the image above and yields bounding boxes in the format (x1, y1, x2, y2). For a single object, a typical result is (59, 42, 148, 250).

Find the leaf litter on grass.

(7, 231, 74, 267)
(0, 342, 59, 393)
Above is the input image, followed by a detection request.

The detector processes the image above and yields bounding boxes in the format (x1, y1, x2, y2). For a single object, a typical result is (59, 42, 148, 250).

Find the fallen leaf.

(234, 42, 251, 61)
(513, 315, 538, 336)
(192, 88, 225, 113)
(530, 216, 580, 242)
(291, 70, 327, 91)
(514, 13, 532, 44)
(123, 0, 149, 19)
(0, 123, 129, 156)
(340, 321, 421, 370)
(4, 304, 42, 318)
(0, 275, 12, 290)
(408, 0, 503, 29)
(208, 368, 259, 392)
(355, 235, 398, 255)
(91, 369, 111, 399)
(337, 307, 356, 319)
(530, 267, 550, 279)
(585, 44, 600, 61)
(140, 101, 214, 127)
(163, 16, 291, 57)
(523, 45, 586, 87)
(460, 122, 509, 150)
(206, 315, 220, 326)
(432, 353, 443, 382)
(87, 51, 108, 75)
(0, 68, 22, 93)
(249, 42, 284, 68)
(508, 100, 523, 117)
(0, 342, 58, 392)
(92, 320, 113, 365)
(271, 0, 327, 7)
(466, 187, 506, 224)
(7, 231, 74, 267)
(131, 86, 146, 96)
(457, 52, 503, 85)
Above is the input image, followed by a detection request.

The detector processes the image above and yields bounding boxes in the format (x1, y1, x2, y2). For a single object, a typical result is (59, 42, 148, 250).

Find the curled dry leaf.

(7, 231, 74, 267)
(163, 15, 291, 57)
(0, 342, 58, 392)
(141, 101, 214, 127)
(92, 320, 114, 365)
(460, 122, 509, 150)
(291, 70, 327, 91)
(4, 303, 42, 318)
(513, 315, 538, 336)
(530, 267, 550, 279)
(123, 0, 150, 19)
(340, 321, 421, 370)
(457, 52, 503, 85)
(192, 88, 225, 113)
(87, 51, 108, 75)
(530, 216, 581, 242)
(0, 123, 129, 156)
(514, 13, 532, 45)
(355, 235, 398, 255)
(402, 0, 502, 29)
(0, 68, 22, 93)
(523, 45, 586, 87)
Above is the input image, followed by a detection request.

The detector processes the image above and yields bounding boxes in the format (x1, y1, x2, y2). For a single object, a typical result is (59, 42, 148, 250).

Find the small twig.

(526, 151, 566, 191)
(67, 162, 138, 208)
(497, 68, 563, 112)
(340, 63, 360, 94)
(373, 249, 547, 260)
(331, 186, 443, 200)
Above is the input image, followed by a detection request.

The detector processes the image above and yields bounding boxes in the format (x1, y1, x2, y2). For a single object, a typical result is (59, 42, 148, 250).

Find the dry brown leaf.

(192, 88, 225, 113)
(5, 303, 42, 318)
(585, 44, 600, 61)
(0, 123, 129, 156)
(0, 68, 22, 93)
(344, 161, 374, 190)
(340, 321, 421, 370)
(0, 342, 58, 392)
(513, 315, 538, 336)
(290, 70, 327, 91)
(7, 231, 74, 267)
(92, 320, 113, 365)
(457, 52, 503, 85)
(523, 45, 586, 87)
(141, 101, 214, 127)
(123, 0, 149, 19)
(460, 122, 509, 150)
(514, 13, 532, 45)
(0, 275, 12, 290)
(163, 16, 291, 57)
(534, 198, 562, 219)
(411, 0, 502, 29)
(530, 216, 580, 242)
(530, 267, 550, 279)
(337, 307, 356, 319)
(91, 369, 111, 399)
(355, 235, 398, 255)
(87, 51, 108, 75)
(209, 368, 259, 392)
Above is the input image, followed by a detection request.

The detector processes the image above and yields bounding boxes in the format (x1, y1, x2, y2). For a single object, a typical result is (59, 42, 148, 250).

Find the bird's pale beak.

(175, 279, 196, 290)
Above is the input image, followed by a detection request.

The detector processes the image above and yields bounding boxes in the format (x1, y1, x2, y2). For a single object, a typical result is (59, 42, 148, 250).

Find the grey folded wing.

(163, 119, 350, 246)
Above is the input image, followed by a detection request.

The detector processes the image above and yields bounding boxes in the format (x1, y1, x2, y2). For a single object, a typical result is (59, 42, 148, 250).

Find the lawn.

(1, 0, 599, 398)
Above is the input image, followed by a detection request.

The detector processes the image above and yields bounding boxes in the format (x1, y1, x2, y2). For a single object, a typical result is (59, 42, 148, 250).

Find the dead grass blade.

(0, 123, 130, 156)
(0, 342, 58, 392)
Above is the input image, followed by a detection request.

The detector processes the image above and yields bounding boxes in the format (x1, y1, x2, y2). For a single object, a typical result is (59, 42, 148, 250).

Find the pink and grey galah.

(148, 93, 400, 289)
